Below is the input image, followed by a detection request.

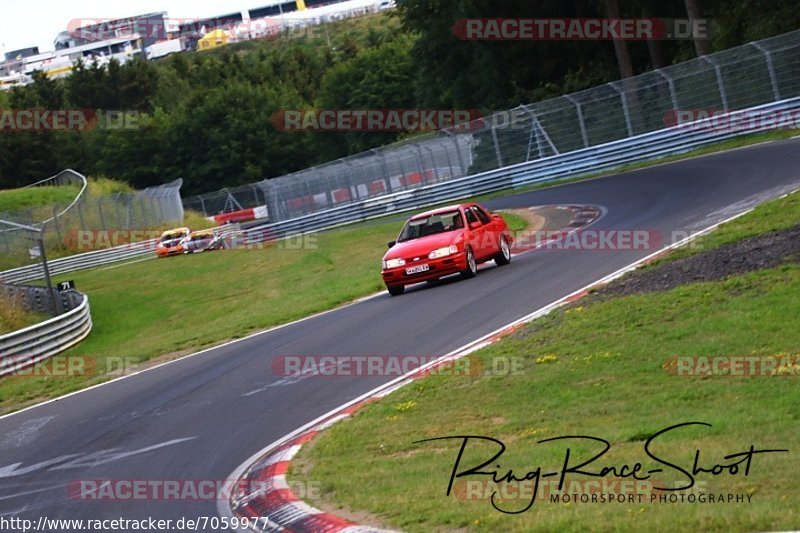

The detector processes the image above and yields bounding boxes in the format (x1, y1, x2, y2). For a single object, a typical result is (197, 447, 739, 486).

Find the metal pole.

(451, 134, 467, 176)
(490, 124, 504, 169)
(700, 55, 729, 110)
(750, 42, 781, 102)
(38, 235, 60, 316)
(655, 68, 679, 113)
(564, 95, 590, 148)
(608, 82, 634, 137)
(441, 140, 456, 179)
(523, 105, 559, 155)
(424, 146, 439, 181)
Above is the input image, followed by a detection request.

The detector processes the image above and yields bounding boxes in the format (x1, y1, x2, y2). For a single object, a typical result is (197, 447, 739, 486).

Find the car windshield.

(161, 233, 183, 243)
(398, 211, 462, 242)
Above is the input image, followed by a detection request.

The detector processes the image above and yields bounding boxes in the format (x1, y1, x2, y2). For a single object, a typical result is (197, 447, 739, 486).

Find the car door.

(472, 205, 499, 257)
(463, 206, 485, 258)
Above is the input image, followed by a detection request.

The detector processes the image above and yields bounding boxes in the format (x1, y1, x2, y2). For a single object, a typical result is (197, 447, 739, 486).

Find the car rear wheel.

(495, 235, 511, 266)
(388, 285, 405, 296)
(460, 247, 477, 279)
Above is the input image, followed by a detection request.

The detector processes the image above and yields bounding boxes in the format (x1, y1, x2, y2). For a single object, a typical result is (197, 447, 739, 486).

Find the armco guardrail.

(1, 98, 797, 282)
(240, 97, 800, 243)
(0, 239, 158, 284)
(0, 287, 92, 377)
(0, 224, 244, 284)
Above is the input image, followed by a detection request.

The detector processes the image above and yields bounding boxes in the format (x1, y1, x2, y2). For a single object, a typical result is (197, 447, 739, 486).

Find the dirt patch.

(499, 206, 578, 233)
(597, 224, 800, 298)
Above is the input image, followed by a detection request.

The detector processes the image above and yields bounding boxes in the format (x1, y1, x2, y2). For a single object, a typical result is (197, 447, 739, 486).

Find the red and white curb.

(221, 208, 754, 532)
(508, 204, 602, 255)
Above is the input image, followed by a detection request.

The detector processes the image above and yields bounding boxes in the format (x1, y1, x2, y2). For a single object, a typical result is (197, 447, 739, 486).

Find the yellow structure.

(296, 0, 307, 10)
(198, 29, 229, 51)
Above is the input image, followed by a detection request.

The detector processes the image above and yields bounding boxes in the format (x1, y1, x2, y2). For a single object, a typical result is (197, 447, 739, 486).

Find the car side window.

(464, 208, 478, 225)
(472, 206, 491, 225)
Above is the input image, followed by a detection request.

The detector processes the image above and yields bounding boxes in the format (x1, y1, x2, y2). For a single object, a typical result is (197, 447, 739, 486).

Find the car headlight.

(383, 258, 406, 269)
(428, 244, 459, 259)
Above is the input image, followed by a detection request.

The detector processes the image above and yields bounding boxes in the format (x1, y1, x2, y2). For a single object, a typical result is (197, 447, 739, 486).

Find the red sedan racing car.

(381, 203, 513, 296)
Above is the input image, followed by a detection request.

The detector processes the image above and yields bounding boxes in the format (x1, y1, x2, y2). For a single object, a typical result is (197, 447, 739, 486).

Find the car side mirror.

(469, 222, 481, 230)
(388, 240, 396, 248)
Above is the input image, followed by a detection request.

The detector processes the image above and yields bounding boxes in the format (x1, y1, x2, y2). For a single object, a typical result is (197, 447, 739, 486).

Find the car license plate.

(406, 264, 430, 275)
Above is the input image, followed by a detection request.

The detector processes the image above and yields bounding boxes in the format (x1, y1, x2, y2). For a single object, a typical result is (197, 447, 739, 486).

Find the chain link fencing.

(0, 171, 184, 270)
(183, 29, 800, 224)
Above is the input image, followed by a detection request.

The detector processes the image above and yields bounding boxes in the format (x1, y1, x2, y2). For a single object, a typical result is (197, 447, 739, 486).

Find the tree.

(314, 36, 416, 159)
(684, 0, 711, 55)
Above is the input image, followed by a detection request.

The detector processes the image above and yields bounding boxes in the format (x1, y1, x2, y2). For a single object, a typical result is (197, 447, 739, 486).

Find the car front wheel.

(495, 235, 511, 266)
(388, 285, 405, 296)
(460, 247, 477, 279)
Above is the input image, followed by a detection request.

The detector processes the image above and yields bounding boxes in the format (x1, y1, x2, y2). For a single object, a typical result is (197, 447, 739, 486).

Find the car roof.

(190, 229, 215, 236)
(161, 227, 191, 236)
(411, 204, 472, 219)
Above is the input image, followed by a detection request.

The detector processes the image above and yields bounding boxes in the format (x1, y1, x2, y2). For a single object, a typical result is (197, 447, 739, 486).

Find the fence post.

(376, 151, 392, 192)
(655, 68, 679, 112)
(490, 124, 504, 169)
(51, 205, 63, 245)
(750, 42, 781, 102)
(700, 55, 729, 110)
(97, 197, 106, 228)
(424, 146, 439, 181)
(451, 134, 467, 176)
(441, 139, 456, 178)
(76, 198, 85, 229)
(523, 105, 560, 156)
(114, 193, 125, 229)
(522, 106, 540, 161)
(250, 185, 261, 207)
(564, 95, 590, 148)
(414, 145, 427, 183)
(608, 82, 634, 137)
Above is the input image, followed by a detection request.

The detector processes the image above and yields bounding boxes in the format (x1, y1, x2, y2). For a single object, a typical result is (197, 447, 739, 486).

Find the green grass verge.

(0, 210, 527, 413)
(289, 191, 800, 532)
(0, 293, 48, 334)
(0, 184, 81, 213)
(495, 211, 528, 232)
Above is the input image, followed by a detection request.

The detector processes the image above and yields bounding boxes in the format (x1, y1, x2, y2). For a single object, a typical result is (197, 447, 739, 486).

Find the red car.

(381, 203, 513, 296)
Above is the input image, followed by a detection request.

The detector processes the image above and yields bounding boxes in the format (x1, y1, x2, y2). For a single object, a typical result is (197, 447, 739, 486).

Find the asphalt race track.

(1, 138, 799, 530)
